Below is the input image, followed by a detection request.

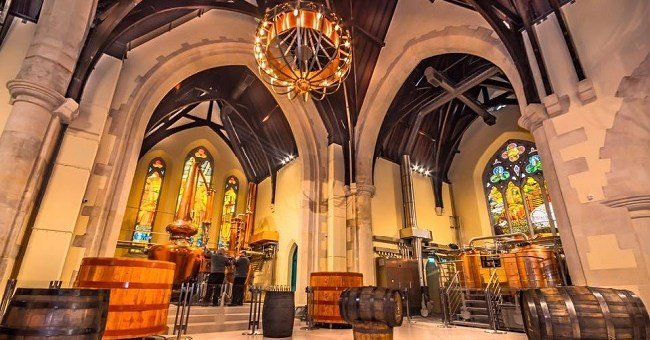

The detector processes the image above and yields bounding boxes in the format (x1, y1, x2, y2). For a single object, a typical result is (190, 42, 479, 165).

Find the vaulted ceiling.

(1, 0, 581, 184)
(142, 66, 297, 183)
(377, 53, 516, 208)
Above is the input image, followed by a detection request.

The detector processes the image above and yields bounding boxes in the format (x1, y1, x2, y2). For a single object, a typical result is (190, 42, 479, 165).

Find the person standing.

(229, 250, 250, 306)
(207, 248, 230, 306)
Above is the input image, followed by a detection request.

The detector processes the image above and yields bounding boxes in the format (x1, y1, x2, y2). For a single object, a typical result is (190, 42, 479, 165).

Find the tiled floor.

(184, 320, 527, 339)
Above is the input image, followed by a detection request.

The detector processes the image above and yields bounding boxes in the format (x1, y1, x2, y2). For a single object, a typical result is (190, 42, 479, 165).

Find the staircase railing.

(484, 268, 505, 334)
(440, 271, 462, 326)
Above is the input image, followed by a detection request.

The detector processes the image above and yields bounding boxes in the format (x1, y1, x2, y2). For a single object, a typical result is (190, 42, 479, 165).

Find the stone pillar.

(602, 53, 650, 300)
(17, 56, 122, 285)
(326, 144, 347, 271)
(345, 183, 375, 285)
(518, 103, 587, 285)
(0, 0, 97, 283)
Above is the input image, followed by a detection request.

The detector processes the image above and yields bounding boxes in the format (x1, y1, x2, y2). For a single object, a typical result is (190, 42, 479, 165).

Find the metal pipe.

(400, 154, 418, 229)
(468, 232, 529, 247)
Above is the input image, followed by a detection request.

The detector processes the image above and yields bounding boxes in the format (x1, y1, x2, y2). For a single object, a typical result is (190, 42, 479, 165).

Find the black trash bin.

(262, 290, 295, 338)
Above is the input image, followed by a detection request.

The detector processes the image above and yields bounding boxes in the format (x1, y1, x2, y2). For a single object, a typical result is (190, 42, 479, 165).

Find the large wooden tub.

(310, 272, 363, 325)
(75, 257, 175, 339)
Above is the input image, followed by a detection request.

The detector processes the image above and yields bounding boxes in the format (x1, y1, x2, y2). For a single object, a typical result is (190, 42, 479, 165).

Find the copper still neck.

(167, 160, 200, 242)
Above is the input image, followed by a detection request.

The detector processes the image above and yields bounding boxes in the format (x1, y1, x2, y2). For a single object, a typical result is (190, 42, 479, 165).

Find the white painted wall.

(371, 158, 455, 245)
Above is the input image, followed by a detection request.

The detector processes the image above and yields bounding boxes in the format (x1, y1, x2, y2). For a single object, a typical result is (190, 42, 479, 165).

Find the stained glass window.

(130, 158, 166, 254)
(176, 147, 213, 247)
(483, 140, 556, 235)
(218, 176, 240, 248)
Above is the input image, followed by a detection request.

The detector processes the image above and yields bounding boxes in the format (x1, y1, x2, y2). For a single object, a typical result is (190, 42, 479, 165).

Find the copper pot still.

(148, 241, 204, 285)
(148, 160, 205, 284)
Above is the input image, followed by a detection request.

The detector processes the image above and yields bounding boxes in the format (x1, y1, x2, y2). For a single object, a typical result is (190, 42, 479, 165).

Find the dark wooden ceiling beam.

(68, 0, 259, 100)
(424, 66, 497, 125)
(464, 0, 541, 103)
(403, 65, 499, 153)
(512, 0, 553, 96)
(481, 78, 514, 91)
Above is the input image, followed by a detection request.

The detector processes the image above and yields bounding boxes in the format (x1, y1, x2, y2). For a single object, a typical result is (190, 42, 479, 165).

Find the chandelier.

(253, 1, 352, 100)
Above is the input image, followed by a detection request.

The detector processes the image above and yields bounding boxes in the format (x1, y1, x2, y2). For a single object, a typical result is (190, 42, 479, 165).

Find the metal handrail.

(484, 269, 504, 334)
(443, 271, 462, 324)
(468, 232, 529, 247)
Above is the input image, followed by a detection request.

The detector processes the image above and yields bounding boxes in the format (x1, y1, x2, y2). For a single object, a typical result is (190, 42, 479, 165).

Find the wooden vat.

(0, 288, 109, 339)
(339, 287, 403, 328)
(310, 272, 363, 324)
(521, 286, 650, 339)
(75, 257, 175, 339)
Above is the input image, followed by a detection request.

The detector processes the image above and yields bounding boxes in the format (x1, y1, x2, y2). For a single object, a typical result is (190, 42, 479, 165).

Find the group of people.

(205, 249, 250, 306)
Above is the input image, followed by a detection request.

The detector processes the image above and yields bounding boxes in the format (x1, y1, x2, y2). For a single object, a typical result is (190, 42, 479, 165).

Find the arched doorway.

(289, 244, 298, 292)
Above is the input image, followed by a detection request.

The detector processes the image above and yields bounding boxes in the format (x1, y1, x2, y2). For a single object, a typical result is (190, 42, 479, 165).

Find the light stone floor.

(183, 320, 528, 339)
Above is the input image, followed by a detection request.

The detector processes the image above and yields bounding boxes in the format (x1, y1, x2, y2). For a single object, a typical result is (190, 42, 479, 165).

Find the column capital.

(7, 80, 79, 123)
(518, 103, 549, 132)
(345, 183, 376, 198)
(603, 195, 650, 219)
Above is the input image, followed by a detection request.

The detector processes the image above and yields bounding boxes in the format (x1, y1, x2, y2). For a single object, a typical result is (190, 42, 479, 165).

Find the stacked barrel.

(339, 287, 403, 340)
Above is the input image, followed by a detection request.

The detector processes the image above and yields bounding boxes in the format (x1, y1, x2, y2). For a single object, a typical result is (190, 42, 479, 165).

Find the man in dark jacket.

(207, 248, 230, 306)
(229, 250, 250, 306)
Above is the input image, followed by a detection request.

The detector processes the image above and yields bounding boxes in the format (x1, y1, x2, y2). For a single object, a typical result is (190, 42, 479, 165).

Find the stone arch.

(355, 25, 527, 185)
(77, 40, 328, 284)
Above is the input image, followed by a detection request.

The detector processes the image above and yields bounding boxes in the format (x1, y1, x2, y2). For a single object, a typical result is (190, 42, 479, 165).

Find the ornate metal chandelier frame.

(253, 0, 352, 100)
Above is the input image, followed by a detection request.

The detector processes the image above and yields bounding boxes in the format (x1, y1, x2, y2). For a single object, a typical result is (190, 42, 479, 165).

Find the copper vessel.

(148, 161, 204, 284)
(457, 250, 482, 289)
(502, 244, 560, 289)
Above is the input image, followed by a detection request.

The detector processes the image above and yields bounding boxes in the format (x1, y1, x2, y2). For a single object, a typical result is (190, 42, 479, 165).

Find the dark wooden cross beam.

(404, 65, 499, 153)
(424, 66, 497, 125)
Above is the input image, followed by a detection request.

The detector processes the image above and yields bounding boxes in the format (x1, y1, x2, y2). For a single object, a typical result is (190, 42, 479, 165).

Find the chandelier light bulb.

(253, 0, 352, 101)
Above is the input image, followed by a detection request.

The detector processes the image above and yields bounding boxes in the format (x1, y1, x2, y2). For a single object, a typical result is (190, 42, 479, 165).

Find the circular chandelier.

(254, 0, 352, 100)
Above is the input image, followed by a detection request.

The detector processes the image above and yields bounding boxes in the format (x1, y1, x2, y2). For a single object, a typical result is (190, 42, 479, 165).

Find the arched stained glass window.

(176, 147, 213, 247)
(130, 158, 166, 254)
(218, 176, 240, 248)
(483, 140, 556, 235)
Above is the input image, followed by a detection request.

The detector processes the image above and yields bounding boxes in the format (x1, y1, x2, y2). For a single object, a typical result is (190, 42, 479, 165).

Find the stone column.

(602, 54, 650, 299)
(345, 183, 376, 285)
(0, 0, 97, 283)
(518, 103, 587, 285)
(326, 144, 347, 271)
(17, 56, 122, 285)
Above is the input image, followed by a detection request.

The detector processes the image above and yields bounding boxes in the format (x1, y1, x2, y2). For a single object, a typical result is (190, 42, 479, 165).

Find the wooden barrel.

(521, 286, 650, 339)
(310, 272, 363, 324)
(262, 291, 295, 338)
(352, 321, 393, 340)
(75, 257, 175, 339)
(0, 288, 109, 339)
(339, 287, 403, 328)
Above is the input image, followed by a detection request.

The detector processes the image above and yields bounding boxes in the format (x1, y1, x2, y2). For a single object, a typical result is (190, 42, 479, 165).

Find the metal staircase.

(440, 263, 504, 331)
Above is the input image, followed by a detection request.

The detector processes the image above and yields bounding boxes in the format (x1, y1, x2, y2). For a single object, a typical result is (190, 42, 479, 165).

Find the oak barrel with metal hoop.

(339, 287, 403, 328)
(0, 288, 109, 339)
(350, 321, 393, 340)
(262, 291, 295, 338)
(310, 272, 363, 324)
(521, 286, 650, 339)
(75, 257, 175, 339)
